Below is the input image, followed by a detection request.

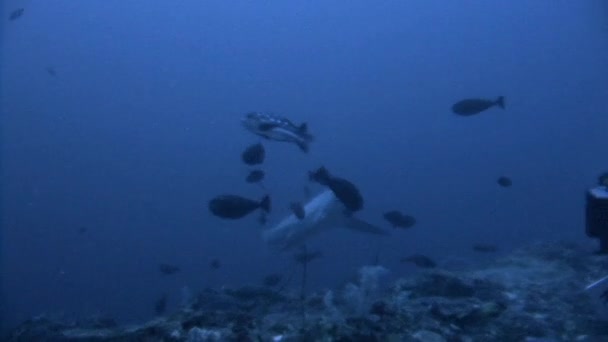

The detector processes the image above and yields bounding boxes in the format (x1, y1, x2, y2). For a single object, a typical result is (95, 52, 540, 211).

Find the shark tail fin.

(343, 216, 389, 236)
(296, 140, 310, 153)
(298, 122, 314, 143)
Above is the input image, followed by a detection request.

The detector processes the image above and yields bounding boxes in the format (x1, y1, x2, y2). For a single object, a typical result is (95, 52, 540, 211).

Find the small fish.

(452, 96, 505, 116)
(9, 8, 24, 21)
(154, 293, 168, 315)
(383, 211, 416, 229)
(209, 195, 271, 219)
(246, 170, 265, 183)
(401, 254, 437, 268)
(497, 176, 512, 188)
(472, 243, 498, 253)
(241, 143, 265, 165)
(309, 166, 363, 213)
(290, 202, 305, 220)
(242, 112, 313, 152)
(45, 66, 57, 77)
(159, 263, 180, 275)
(209, 258, 221, 270)
(262, 273, 283, 287)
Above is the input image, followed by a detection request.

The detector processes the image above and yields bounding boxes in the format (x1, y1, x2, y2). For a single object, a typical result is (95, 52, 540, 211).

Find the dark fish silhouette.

(46, 66, 57, 77)
(472, 243, 498, 253)
(246, 170, 265, 183)
(241, 143, 265, 165)
(497, 176, 512, 188)
(383, 211, 416, 229)
(209, 195, 270, 219)
(309, 166, 363, 212)
(209, 258, 221, 270)
(242, 112, 313, 152)
(401, 254, 437, 268)
(9, 8, 24, 21)
(159, 263, 180, 275)
(154, 293, 168, 315)
(290, 202, 305, 220)
(452, 96, 505, 116)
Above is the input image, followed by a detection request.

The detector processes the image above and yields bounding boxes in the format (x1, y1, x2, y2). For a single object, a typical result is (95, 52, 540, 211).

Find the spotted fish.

(242, 112, 313, 152)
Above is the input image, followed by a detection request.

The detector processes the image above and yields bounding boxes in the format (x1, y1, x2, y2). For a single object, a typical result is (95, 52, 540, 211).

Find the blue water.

(2, 0, 607, 333)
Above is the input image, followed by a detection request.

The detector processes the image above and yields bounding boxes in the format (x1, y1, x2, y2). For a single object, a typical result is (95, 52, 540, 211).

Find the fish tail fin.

(298, 123, 314, 142)
(343, 217, 390, 236)
(260, 195, 271, 213)
(309, 166, 330, 183)
(295, 139, 310, 153)
(496, 96, 505, 109)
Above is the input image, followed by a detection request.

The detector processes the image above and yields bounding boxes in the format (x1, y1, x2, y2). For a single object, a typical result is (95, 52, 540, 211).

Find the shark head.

(262, 190, 389, 250)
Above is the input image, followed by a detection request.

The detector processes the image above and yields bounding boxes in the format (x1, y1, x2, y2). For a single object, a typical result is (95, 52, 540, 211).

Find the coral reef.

(6, 241, 608, 341)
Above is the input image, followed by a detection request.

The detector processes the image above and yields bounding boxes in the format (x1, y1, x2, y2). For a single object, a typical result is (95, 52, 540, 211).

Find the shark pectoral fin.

(343, 217, 390, 236)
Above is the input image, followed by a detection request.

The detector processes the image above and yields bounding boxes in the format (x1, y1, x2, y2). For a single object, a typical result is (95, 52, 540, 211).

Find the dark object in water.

(78, 226, 87, 234)
(209, 195, 270, 219)
(401, 254, 437, 268)
(472, 243, 498, 253)
(309, 166, 363, 212)
(262, 273, 283, 287)
(383, 211, 416, 229)
(159, 263, 180, 275)
(586, 184, 608, 254)
(246, 170, 265, 183)
(452, 96, 505, 116)
(9, 8, 24, 21)
(46, 66, 57, 77)
(497, 176, 512, 188)
(154, 293, 168, 315)
(209, 258, 221, 270)
(241, 143, 265, 165)
(290, 202, 305, 220)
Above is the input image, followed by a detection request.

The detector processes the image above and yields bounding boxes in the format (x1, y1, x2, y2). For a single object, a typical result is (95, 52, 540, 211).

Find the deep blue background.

(2, 0, 607, 332)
